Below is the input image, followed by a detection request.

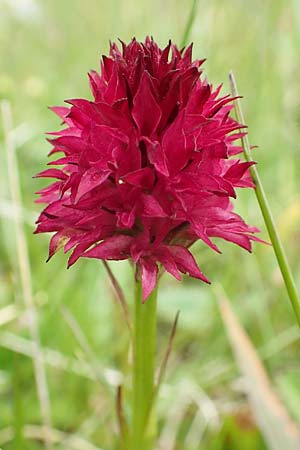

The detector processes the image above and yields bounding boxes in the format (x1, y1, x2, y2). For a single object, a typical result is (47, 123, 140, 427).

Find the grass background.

(0, 0, 300, 449)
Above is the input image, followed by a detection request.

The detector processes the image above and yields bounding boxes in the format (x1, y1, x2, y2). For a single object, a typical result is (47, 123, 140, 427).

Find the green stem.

(229, 71, 300, 327)
(131, 278, 157, 450)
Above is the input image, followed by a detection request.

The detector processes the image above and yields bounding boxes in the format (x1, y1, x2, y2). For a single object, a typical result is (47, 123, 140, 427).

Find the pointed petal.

(224, 161, 255, 188)
(132, 72, 161, 136)
(141, 194, 167, 217)
(140, 258, 159, 302)
(168, 245, 210, 283)
(209, 229, 253, 252)
(162, 110, 190, 175)
(68, 241, 96, 267)
(155, 246, 182, 281)
(34, 168, 68, 180)
(144, 138, 169, 176)
(122, 167, 155, 190)
(75, 168, 110, 203)
(191, 223, 221, 253)
(49, 106, 70, 120)
(47, 229, 73, 261)
(82, 235, 133, 261)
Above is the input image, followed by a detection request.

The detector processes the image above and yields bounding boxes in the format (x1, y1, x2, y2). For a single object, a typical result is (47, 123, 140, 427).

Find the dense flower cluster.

(35, 37, 260, 300)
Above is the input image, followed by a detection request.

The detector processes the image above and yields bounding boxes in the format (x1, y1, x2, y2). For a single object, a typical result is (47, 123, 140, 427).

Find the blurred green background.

(1, 0, 300, 449)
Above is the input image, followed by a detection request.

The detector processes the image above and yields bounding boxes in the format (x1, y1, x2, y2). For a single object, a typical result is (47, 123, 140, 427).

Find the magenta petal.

(49, 106, 70, 120)
(141, 194, 167, 217)
(95, 102, 131, 129)
(48, 136, 89, 154)
(65, 98, 103, 124)
(209, 228, 253, 252)
(75, 168, 110, 202)
(140, 258, 159, 302)
(162, 110, 190, 175)
(88, 70, 104, 101)
(224, 161, 255, 188)
(122, 167, 155, 190)
(191, 223, 221, 253)
(168, 245, 210, 283)
(82, 235, 133, 260)
(132, 72, 162, 136)
(35, 169, 68, 180)
(144, 139, 169, 176)
(155, 246, 182, 281)
(68, 241, 95, 267)
(47, 156, 78, 166)
(47, 230, 73, 261)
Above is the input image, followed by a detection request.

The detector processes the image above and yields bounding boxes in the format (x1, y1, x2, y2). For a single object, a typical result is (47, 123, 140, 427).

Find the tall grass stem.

(180, 0, 200, 48)
(229, 73, 300, 327)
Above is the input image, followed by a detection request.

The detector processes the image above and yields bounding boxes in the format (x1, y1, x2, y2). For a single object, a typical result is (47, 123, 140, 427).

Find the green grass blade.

(229, 72, 300, 328)
(12, 353, 26, 449)
(180, 0, 200, 48)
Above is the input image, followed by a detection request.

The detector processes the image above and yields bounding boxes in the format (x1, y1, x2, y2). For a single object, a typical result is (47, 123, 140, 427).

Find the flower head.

(35, 37, 260, 300)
